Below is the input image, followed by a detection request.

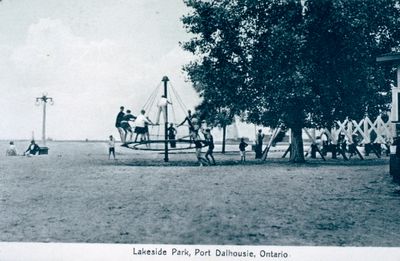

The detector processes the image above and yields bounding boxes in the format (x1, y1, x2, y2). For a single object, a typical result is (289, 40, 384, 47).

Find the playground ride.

(122, 76, 208, 162)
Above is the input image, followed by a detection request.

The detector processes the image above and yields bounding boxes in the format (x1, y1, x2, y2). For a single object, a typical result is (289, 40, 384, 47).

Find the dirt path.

(1, 141, 399, 246)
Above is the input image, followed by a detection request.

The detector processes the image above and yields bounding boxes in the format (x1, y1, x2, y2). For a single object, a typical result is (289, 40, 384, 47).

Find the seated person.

(25, 140, 40, 156)
(6, 141, 17, 156)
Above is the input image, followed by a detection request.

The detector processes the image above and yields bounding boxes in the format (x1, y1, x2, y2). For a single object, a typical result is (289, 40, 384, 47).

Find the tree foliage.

(182, 0, 400, 162)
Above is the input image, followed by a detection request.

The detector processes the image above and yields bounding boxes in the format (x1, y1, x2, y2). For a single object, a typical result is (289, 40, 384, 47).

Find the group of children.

(115, 106, 153, 144)
(111, 101, 260, 165)
(112, 104, 218, 165)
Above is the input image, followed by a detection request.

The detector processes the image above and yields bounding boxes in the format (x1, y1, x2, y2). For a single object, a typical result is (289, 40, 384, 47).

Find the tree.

(303, 0, 400, 125)
(182, 0, 246, 153)
(182, 0, 400, 163)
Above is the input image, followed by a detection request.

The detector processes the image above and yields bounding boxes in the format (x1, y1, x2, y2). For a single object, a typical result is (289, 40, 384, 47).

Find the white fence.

(304, 115, 393, 145)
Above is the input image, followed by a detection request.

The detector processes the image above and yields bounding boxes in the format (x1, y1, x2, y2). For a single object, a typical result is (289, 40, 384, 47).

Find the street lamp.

(35, 93, 54, 145)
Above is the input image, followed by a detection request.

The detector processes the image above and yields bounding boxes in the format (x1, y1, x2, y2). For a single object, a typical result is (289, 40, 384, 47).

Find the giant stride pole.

(35, 93, 53, 146)
(42, 101, 46, 145)
(162, 76, 169, 162)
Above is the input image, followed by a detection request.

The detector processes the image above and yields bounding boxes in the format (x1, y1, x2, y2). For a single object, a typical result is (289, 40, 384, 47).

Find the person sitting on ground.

(239, 138, 248, 162)
(155, 95, 172, 124)
(134, 110, 154, 143)
(6, 141, 17, 156)
(203, 128, 216, 165)
(108, 135, 116, 160)
(120, 109, 136, 142)
(25, 140, 40, 156)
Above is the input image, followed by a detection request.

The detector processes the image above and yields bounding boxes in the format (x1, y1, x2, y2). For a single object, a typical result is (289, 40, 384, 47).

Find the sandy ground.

(0, 141, 400, 246)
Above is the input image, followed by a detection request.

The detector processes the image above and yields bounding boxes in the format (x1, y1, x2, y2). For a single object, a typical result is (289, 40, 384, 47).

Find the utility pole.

(162, 76, 169, 162)
(35, 93, 54, 145)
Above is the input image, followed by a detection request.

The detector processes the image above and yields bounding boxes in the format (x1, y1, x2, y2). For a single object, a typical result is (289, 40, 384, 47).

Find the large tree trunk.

(289, 126, 305, 163)
(222, 124, 226, 154)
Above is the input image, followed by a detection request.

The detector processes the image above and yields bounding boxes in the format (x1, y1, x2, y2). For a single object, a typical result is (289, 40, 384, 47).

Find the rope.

(169, 82, 188, 114)
(140, 79, 192, 145)
(142, 82, 161, 112)
(169, 91, 177, 125)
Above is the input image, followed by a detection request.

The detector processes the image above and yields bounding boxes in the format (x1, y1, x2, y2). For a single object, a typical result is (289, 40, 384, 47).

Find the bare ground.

(0, 141, 400, 246)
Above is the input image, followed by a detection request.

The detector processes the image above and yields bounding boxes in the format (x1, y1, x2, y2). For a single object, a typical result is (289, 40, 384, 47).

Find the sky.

(0, 0, 202, 140)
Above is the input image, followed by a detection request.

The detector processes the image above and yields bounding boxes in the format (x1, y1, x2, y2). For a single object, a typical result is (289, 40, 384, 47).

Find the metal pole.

(36, 94, 53, 146)
(162, 76, 169, 162)
(42, 101, 46, 145)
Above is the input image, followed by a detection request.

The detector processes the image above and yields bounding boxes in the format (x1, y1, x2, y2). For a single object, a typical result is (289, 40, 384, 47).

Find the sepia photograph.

(1, 0, 400, 260)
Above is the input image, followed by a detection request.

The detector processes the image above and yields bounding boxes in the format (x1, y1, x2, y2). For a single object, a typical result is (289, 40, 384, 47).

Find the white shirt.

(135, 114, 151, 127)
(158, 97, 169, 107)
(108, 139, 115, 148)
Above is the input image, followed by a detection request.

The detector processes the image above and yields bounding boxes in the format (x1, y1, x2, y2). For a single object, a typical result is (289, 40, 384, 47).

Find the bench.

(38, 147, 49, 155)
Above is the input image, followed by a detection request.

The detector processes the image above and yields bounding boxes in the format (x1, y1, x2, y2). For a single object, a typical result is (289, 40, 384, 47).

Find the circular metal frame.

(123, 139, 208, 151)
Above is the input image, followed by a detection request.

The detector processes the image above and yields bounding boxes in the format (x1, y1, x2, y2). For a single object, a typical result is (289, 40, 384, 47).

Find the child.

(120, 109, 136, 142)
(25, 140, 40, 156)
(239, 138, 248, 162)
(6, 141, 17, 156)
(193, 131, 209, 166)
(177, 110, 195, 145)
(108, 135, 116, 159)
(155, 95, 172, 124)
(255, 129, 265, 159)
(204, 128, 216, 165)
(134, 110, 153, 142)
(115, 106, 126, 142)
(167, 123, 177, 148)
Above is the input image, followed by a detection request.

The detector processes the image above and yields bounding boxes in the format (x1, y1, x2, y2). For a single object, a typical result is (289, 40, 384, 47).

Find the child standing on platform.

(115, 106, 125, 142)
(120, 110, 136, 142)
(155, 95, 172, 124)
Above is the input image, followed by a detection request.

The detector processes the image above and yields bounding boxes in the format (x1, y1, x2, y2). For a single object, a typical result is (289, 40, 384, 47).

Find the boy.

(108, 135, 116, 159)
(167, 123, 177, 148)
(177, 110, 195, 145)
(204, 128, 216, 165)
(115, 106, 125, 142)
(239, 138, 248, 162)
(120, 109, 136, 142)
(155, 95, 172, 124)
(134, 110, 153, 142)
(193, 131, 209, 166)
(25, 140, 40, 156)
